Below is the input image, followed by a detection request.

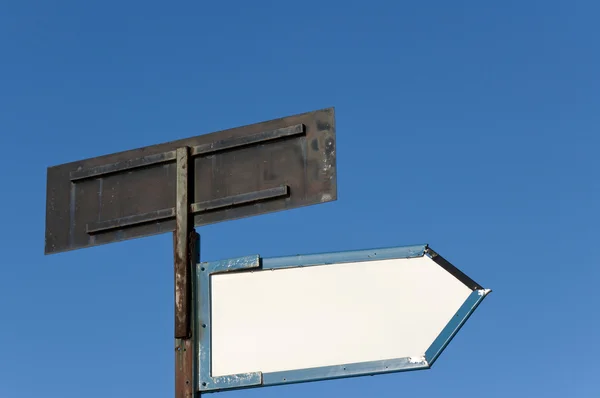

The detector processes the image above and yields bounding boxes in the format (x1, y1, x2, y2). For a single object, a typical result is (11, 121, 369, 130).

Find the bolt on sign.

(197, 244, 490, 392)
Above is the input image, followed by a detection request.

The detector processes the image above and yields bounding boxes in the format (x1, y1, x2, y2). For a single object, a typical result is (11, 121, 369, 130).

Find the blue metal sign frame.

(196, 244, 490, 393)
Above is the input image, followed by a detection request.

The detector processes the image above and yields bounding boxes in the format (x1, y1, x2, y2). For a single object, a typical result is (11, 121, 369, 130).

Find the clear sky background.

(1, 1, 598, 397)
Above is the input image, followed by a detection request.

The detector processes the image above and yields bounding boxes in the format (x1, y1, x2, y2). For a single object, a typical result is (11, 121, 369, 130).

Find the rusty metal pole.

(174, 146, 197, 398)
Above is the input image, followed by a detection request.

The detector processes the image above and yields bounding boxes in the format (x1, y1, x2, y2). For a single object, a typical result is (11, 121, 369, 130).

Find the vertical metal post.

(175, 147, 191, 338)
(174, 147, 197, 398)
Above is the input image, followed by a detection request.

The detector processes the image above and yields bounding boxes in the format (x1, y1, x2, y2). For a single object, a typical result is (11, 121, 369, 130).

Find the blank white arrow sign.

(197, 244, 490, 392)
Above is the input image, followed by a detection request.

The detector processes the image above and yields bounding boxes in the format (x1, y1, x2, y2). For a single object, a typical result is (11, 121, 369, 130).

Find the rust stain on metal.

(175, 337, 195, 398)
(174, 147, 191, 339)
(175, 231, 198, 398)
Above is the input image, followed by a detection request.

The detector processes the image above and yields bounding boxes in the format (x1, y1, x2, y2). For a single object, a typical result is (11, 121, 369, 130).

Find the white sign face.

(197, 245, 490, 393)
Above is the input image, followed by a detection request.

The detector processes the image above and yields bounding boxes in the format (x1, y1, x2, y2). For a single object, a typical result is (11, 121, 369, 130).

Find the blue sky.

(1, 1, 598, 397)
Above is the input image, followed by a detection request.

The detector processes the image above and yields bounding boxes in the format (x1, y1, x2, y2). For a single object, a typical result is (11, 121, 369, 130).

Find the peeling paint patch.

(209, 255, 260, 274)
(321, 193, 333, 202)
(201, 372, 262, 391)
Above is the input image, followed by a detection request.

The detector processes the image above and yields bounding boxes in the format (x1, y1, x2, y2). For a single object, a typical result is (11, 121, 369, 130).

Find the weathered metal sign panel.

(45, 108, 336, 254)
(197, 244, 490, 392)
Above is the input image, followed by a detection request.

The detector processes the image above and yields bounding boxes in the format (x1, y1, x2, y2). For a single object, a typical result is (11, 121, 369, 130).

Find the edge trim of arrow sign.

(197, 244, 491, 392)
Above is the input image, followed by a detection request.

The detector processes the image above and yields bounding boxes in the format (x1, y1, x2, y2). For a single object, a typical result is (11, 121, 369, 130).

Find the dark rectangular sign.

(45, 108, 336, 254)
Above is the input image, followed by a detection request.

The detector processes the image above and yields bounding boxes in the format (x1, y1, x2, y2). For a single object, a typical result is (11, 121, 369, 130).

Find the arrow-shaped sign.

(197, 244, 490, 392)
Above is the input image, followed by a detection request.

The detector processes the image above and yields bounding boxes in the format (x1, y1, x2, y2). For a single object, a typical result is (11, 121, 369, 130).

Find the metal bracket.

(86, 185, 289, 234)
(174, 147, 192, 339)
(70, 124, 305, 181)
(174, 147, 195, 398)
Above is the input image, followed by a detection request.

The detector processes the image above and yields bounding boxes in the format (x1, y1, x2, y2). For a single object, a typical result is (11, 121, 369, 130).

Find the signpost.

(44, 105, 490, 396)
(44, 108, 337, 397)
(197, 244, 489, 392)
